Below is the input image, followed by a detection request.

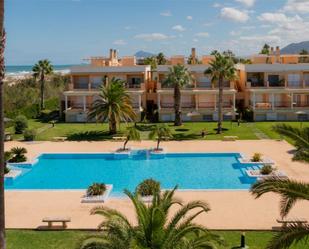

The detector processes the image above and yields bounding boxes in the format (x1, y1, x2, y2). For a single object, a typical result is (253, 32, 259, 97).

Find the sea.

(5, 65, 75, 77)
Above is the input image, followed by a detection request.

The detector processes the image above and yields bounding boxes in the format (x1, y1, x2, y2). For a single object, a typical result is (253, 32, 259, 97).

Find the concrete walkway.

(4, 140, 309, 229)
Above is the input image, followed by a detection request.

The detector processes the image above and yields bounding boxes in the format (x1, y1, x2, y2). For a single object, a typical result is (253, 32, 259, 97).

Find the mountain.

(281, 41, 309, 54)
(134, 50, 155, 58)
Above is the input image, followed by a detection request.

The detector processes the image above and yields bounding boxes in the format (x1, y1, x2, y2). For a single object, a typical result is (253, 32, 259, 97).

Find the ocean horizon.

(5, 64, 78, 76)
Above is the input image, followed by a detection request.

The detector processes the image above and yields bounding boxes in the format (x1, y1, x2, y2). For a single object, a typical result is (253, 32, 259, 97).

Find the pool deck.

(4, 140, 309, 230)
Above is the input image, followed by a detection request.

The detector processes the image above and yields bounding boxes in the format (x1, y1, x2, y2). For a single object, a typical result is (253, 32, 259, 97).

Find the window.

(288, 74, 301, 87)
(91, 76, 103, 89)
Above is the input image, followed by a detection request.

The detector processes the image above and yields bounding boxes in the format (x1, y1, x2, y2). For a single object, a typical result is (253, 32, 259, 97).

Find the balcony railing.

(196, 82, 212, 88)
(198, 102, 215, 108)
(274, 101, 291, 108)
(161, 103, 174, 108)
(250, 101, 272, 110)
(287, 81, 302, 88)
(294, 102, 309, 108)
(268, 81, 285, 87)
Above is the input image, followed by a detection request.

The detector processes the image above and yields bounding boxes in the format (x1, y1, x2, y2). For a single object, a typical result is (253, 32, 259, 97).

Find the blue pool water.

(5, 152, 260, 195)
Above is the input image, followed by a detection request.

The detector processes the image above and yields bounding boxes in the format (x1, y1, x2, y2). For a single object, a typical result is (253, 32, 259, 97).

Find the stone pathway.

(246, 123, 270, 139)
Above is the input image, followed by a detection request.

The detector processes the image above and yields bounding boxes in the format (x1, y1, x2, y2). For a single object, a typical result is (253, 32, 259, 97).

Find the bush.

(14, 115, 28, 134)
(4, 165, 10, 174)
(87, 183, 106, 196)
(260, 165, 273, 175)
(136, 178, 161, 197)
(24, 129, 36, 141)
(8, 147, 27, 163)
(251, 153, 262, 162)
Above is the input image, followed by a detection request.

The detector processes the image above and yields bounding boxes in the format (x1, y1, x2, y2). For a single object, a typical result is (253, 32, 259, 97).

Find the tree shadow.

(175, 128, 190, 132)
(67, 130, 117, 141)
(172, 133, 201, 141)
(135, 123, 156, 131)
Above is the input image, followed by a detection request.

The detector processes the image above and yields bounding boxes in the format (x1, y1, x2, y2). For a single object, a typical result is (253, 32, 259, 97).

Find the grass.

(5, 119, 309, 142)
(5, 230, 307, 249)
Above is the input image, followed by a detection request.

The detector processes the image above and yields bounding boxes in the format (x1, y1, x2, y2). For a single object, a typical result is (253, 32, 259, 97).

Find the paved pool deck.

(4, 140, 309, 230)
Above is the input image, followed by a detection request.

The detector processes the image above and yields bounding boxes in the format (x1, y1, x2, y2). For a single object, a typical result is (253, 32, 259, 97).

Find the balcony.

(198, 102, 215, 109)
(294, 102, 309, 108)
(287, 81, 302, 88)
(274, 101, 291, 109)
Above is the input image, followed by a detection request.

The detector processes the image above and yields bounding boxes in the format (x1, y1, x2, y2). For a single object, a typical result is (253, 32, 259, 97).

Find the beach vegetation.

(80, 186, 222, 249)
(205, 52, 237, 134)
(148, 124, 173, 150)
(86, 183, 106, 196)
(136, 178, 160, 197)
(14, 115, 28, 134)
(8, 147, 27, 163)
(251, 178, 309, 249)
(251, 153, 262, 162)
(260, 165, 273, 175)
(88, 78, 136, 135)
(164, 64, 193, 126)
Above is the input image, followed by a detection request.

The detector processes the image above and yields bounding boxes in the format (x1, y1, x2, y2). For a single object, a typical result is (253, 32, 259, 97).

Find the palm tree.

(0, 0, 4, 248)
(204, 53, 237, 134)
(149, 124, 173, 151)
(144, 56, 157, 70)
(273, 124, 309, 163)
(164, 64, 193, 126)
(157, 52, 167, 65)
(88, 78, 136, 135)
(251, 178, 309, 249)
(260, 44, 270, 55)
(122, 126, 140, 151)
(32, 59, 53, 110)
(81, 186, 222, 249)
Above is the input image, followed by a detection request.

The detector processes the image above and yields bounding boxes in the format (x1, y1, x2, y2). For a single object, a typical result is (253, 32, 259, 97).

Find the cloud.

(160, 11, 172, 17)
(235, 0, 255, 7)
(213, 3, 222, 8)
(283, 0, 309, 14)
(220, 7, 249, 22)
(172, 25, 186, 32)
(239, 35, 281, 43)
(193, 38, 199, 42)
(124, 26, 133, 30)
(113, 39, 126, 45)
(195, 32, 209, 37)
(134, 33, 172, 41)
(230, 30, 242, 36)
(186, 16, 193, 20)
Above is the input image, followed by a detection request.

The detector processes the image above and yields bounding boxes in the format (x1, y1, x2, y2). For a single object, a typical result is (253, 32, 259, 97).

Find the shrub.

(260, 165, 273, 175)
(4, 151, 12, 174)
(4, 166, 10, 174)
(136, 178, 161, 197)
(24, 129, 36, 141)
(87, 183, 106, 196)
(14, 115, 28, 134)
(9, 147, 27, 163)
(251, 153, 262, 162)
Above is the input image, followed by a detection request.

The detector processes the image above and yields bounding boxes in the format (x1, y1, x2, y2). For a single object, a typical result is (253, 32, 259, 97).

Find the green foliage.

(156, 52, 167, 65)
(144, 56, 157, 70)
(8, 147, 27, 163)
(4, 151, 11, 174)
(260, 44, 270, 55)
(14, 115, 28, 134)
(122, 126, 140, 150)
(88, 78, 137, 134)
(251, 153, 262, 162)
(272, 124, 309, 163)
(251, 178, 309, 249)
(149, 124, 173, 150)
(23, 129, 36, 141)
(136, 178, 161, 196)
(260, 165, 273, 175)
(81, 186, 222, 249)
(87, 183, 107, 196)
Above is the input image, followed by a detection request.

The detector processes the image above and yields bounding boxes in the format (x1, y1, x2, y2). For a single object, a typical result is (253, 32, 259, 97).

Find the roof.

(70, 65, 151, 74)
(244, 63, 309, 72)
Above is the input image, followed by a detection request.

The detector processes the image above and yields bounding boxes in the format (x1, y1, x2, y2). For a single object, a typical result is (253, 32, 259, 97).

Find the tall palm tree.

(164, 64, 193, 126)
(273, 124, 309, 163)
(88, 78, 136, 135)
(204, 53, 237, 134)
(149, 124, 173, 151)
(251, 178, 309, 249)
(32, 59, 53, 110)
(81, 186, 222, 249)
(0, 0, 5, 248)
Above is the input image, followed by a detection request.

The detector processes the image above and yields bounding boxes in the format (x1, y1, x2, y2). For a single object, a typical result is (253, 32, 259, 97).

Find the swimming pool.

(5, 151, 260, 195)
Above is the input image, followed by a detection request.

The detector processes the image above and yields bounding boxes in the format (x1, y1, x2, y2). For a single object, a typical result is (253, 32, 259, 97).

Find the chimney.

(113, 49, 117, 60)
(109, 49, 114, 59)
(270, 47, 274, 55)
(276, 46, 280, 63)
(191, 48, 196, 64)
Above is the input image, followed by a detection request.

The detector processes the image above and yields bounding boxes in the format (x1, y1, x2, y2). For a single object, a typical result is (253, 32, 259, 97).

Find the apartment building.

(62, 47, 309, 122)
(239, 47, 309, 121)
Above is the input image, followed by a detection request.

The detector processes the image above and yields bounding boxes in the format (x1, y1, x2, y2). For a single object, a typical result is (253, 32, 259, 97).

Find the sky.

(5, 0, 309, 65)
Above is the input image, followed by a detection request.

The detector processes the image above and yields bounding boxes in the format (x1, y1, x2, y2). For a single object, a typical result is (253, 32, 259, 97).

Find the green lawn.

(5, 119, 309, 142)
(5, 230, 307, 249)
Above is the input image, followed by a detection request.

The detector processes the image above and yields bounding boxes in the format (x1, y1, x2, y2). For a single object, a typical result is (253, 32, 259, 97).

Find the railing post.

(65, 95, 68, 111)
